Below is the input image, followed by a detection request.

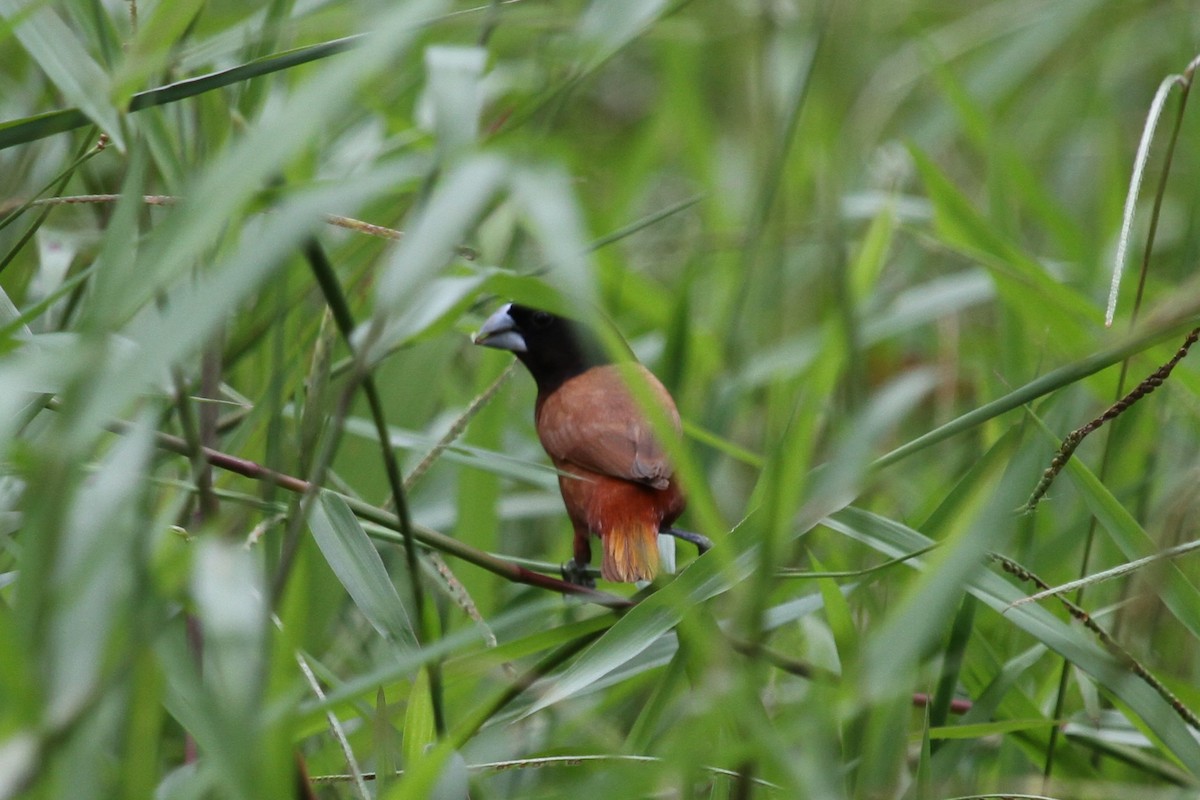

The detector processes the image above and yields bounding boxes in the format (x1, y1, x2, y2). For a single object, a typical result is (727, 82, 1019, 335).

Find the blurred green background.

(2, 1, 1200, 798)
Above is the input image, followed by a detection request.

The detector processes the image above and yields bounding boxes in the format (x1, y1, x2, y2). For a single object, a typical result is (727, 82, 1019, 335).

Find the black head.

(473, 302, 613, 393)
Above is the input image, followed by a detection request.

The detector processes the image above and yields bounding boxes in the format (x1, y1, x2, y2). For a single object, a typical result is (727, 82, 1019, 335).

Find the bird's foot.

(663, 527, 713, 555)
(561, 558, 596, 588)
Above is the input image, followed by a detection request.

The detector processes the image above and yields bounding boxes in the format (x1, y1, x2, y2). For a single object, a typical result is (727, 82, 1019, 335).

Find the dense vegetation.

(1, 1, 1199, 798)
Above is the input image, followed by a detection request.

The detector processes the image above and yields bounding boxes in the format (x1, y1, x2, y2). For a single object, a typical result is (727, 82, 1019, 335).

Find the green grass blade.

(309, 491, 417, 650)
(0, 0, 123, 148)
(826, 506, 1200, 774)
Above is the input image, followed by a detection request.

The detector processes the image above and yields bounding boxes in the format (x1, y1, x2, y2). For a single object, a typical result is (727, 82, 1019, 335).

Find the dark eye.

(531, 310, 553, 328)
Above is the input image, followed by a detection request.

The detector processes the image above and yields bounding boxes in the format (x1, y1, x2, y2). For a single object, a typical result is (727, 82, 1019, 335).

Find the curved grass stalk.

(1107, 55, 1200, 326)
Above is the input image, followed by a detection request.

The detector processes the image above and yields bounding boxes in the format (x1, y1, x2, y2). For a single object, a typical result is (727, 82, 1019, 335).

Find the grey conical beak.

(473, 303, 527, 352)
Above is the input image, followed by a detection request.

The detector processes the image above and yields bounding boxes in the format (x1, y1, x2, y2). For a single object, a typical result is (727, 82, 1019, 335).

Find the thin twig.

(0, 194, 476, 258)
(117, 421, 632, 607)
(0, 134, 106, 273)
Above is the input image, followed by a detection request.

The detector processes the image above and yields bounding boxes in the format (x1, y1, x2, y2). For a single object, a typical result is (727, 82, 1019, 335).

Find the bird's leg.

(662, 527, 712, 555)
(561, 531, 596, 588)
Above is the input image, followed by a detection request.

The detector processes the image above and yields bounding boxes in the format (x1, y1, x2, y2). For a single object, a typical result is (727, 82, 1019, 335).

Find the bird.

(473, 302, 707, 584)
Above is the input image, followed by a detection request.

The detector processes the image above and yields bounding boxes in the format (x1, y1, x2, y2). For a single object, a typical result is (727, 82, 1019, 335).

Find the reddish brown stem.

(145, 428, 632, 608)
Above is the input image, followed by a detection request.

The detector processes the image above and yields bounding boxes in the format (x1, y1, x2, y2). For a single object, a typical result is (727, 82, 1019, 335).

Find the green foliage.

(1, 1, 1199, 798)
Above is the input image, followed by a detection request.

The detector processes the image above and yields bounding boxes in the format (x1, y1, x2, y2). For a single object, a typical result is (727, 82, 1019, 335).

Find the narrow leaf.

(403, 668, 436, 768)
(826, 506, 1200, 773)
(309, 491, 417, 650)
(0, 0, 123, 148)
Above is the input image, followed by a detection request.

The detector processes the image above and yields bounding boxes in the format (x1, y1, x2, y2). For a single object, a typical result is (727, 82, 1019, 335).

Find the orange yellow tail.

(601, 526, 660, 582)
